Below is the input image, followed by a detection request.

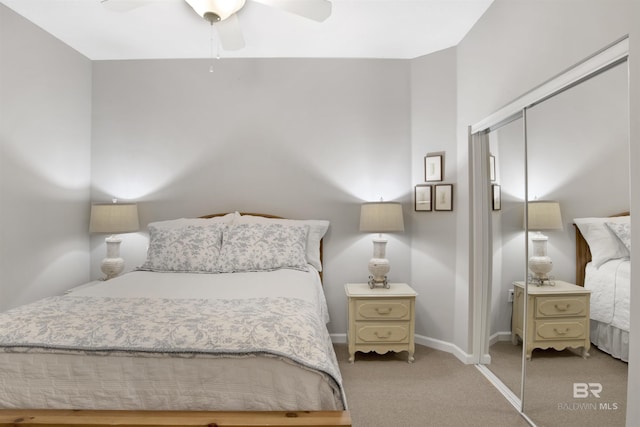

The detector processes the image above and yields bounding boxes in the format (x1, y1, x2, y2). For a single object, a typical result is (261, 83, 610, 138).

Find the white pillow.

(606, 221, 631, 252)
(236, 215, 329, 271)
(147, 212, 238, 229)
(574, 216, 630, 267)
(217, 223, 309, 273)
(140, 223, 226, 272)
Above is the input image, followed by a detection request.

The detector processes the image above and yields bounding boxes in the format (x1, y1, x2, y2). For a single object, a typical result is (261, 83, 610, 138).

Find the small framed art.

(425, 154, 443, 182)
(492, 184, 501, 211)
(434, 184, 453, 211)
(489, 154, 496, 182)
(414, 185, 432, 211)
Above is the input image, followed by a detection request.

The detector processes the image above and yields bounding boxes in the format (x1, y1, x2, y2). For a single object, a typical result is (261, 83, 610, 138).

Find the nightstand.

(345, 282, 417, 363)
(512, 280, 591, 360)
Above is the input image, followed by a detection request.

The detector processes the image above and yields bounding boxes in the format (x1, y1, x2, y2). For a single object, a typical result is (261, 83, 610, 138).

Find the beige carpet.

(334, 344, 530, 427)
(487, 341, 628, 427)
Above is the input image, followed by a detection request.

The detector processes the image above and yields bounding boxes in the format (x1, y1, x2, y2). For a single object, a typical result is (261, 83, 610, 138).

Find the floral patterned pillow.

(606, 221, 631, 252)
(218, 223, 309, 272)
(140, 223, 225, 272)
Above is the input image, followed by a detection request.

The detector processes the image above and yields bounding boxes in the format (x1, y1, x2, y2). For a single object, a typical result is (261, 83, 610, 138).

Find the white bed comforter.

(584, 259, 630, 331)
(0, 269, 346, 411)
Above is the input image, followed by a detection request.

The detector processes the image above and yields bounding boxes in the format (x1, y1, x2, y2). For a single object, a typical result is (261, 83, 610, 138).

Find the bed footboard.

(0, 410, 352, 427)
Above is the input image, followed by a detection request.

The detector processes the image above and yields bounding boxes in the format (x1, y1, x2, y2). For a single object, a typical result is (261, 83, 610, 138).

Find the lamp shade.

(90, 203, 140, 234)
(360, 202, 404, 233)
(527, 201, 563, 231)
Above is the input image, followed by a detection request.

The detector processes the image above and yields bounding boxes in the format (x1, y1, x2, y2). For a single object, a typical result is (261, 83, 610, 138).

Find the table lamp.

(90, 201, 139, 280)
(527, 200, 563, 285)
(360, 201, 404, 289)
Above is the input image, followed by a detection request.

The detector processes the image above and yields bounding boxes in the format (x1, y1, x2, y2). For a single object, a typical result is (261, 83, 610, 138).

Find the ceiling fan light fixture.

(185, 0, 246, 22)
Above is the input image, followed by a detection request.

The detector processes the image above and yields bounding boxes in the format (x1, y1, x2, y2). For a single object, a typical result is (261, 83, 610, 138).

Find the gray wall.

(0, 5, 92, 311)
(410, 48, 460, 348)
(89, 58, 416, 337)
(0, 3, 461, 349)
(627, 2, 640, 424)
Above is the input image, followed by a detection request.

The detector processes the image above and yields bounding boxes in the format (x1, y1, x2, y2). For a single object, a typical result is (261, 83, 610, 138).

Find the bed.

(574, 212, 630, 362)
(0, 212, 351, 426)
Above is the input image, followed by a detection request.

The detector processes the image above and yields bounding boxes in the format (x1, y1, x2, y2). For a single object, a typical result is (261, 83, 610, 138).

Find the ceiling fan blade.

(100, 0, 157, 13)
(252, 0, 331, 22)
(215, 14, 246, 51)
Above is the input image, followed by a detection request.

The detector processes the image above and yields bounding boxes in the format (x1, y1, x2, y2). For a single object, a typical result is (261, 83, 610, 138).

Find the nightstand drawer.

(536, 296, 588, 318)
(356, 324, 409, 344)
(535, 319, 588, 340)
(355, 299, 411, 320)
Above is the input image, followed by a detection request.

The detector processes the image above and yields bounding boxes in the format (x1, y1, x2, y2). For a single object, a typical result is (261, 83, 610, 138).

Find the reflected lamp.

(90, 201, 140, 280)
(360, 201, 404, 289)
(526, 201, 563, 285)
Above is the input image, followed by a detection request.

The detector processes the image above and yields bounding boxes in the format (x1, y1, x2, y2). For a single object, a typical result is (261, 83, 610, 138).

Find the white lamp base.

(101, 236, 125, 280)
(368, 237, 390, 289)
(528, 232, 553, 285)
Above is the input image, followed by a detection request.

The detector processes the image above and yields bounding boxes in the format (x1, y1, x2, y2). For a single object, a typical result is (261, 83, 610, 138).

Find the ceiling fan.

(101, 0, 332, 51)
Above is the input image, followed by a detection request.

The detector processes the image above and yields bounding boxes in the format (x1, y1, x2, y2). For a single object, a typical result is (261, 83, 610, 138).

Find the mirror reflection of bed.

(520, 213, 629, 426)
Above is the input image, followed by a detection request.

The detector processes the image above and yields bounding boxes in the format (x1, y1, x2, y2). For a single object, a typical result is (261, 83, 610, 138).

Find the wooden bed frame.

(0, 410, 351, 427)
(0, 213, 349, 427)
(574, 211, 629, 286)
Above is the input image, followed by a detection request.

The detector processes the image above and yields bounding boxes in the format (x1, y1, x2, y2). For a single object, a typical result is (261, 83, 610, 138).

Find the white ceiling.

(1, 0, 493, 60)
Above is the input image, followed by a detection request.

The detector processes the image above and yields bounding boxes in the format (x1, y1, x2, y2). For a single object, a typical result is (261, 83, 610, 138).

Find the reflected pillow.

(574, 216, 630, 268)
(605, 221, 631, 252)
(217, 223, 309, 273)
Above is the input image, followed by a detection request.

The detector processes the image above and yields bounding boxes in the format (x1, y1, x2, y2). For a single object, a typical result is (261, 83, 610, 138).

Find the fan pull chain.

(209, 23, 215, 73)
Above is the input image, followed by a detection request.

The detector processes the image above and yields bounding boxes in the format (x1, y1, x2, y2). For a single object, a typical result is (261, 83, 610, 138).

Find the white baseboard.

(330, 333, 475, 364)
(331, 333, 347, 344)
(489, 331, 513, 346)
(415, 334, 475, 364)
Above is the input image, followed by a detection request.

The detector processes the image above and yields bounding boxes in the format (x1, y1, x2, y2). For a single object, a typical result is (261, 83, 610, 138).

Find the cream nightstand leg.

(408, 352, 414, 363)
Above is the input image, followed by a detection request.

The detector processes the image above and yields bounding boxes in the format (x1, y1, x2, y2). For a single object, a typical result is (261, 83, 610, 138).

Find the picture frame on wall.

(414, 185, 432, 211)
(492, 184, 501, 211)
(489, 154, 496, 182)
(425, 154, 443, 182)
(434, 184, 453, 211)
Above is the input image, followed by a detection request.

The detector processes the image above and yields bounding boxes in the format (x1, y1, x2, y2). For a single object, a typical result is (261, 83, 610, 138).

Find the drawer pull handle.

(375, 307, 392, 315)
(374, 331, 392, 339)
(553, 327, 570, 335)
(554, 303, 570, 311)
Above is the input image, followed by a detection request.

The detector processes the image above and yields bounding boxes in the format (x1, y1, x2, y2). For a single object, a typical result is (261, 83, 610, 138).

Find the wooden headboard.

(574, 211, 629, 286)
(200, 212, 324, 282)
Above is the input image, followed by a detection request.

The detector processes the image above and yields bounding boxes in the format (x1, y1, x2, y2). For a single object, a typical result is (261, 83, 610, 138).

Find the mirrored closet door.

(484, 117, 526, 399)
(472, 37, 631, 426)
